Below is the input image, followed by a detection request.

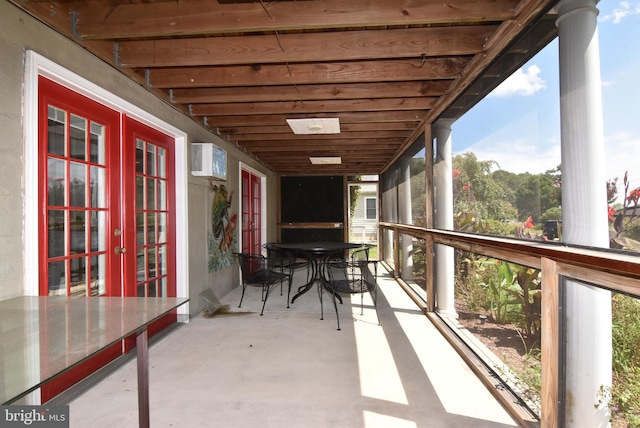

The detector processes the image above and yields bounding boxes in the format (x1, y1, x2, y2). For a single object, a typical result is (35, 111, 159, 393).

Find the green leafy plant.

(610, 294, 640, 426)
(511, 266, 542, 347)
(502, 348, 542, 415)
(477, 259, 521, 324)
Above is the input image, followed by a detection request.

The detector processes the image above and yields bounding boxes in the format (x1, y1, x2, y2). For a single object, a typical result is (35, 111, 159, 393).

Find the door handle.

(114, 246, 127, 255)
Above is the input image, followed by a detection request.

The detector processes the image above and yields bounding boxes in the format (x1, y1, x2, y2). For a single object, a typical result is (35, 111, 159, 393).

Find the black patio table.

(268, 242, 363, 317)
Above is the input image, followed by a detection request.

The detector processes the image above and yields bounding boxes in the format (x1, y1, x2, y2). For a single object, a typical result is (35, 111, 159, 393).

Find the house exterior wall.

(0, 2, 277, 313)
(350, 185, 378, 243)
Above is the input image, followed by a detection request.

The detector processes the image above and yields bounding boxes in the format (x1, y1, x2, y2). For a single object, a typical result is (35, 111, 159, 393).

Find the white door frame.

(239, 162, 267, 255)
(23, 51, 189, 313)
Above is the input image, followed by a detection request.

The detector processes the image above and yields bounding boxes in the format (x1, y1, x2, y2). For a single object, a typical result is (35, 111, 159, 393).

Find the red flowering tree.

(609, 171, 640, 250)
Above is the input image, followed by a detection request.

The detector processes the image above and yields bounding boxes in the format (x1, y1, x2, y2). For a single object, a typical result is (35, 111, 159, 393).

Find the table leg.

(136, 329, 150, 428)
(291, 257, 320, 303)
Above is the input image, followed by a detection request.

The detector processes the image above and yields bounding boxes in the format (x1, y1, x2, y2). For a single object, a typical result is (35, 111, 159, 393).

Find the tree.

(453, 153, 517, 221)
(410, 157, 427, 220)
(511, 171, 561, 223)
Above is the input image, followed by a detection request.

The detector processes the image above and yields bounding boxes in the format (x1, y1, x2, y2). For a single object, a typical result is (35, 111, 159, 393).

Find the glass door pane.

(45, 105, 108, 296)
(133, 138, 170, 297)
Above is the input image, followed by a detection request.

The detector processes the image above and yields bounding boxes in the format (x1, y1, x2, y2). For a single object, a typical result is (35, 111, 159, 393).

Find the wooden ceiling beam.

(73, 0, 518, 39)
(205, 111, 425, 127)
(217, 122, 418, 135)
(271, 167, 384, 176)
(238, 141, 404, 150)
(228, 131, 411, 141)
(190, 97, 436, 116)
(171, 81, 451, 104)
(116, 26, 496, 68)
(256, 153, 395, 160)
(147, 58, 468, 88)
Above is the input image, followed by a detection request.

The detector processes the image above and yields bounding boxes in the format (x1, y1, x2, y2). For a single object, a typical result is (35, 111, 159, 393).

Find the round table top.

(269, 241, 364, 254)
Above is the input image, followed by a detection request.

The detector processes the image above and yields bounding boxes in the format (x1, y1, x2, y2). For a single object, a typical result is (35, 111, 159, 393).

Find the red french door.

(38, 76, 122, 297)
(37, 76, 177, 400)
(122, 117, 176, 299)
(241, 169, 262, 254)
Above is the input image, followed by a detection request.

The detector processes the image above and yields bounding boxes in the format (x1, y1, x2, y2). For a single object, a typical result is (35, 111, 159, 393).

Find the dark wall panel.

(281, 176, 344, 223)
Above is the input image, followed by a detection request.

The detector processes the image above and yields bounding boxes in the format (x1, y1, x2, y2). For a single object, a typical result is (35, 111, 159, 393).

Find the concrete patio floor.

(69, 269, 519, 427)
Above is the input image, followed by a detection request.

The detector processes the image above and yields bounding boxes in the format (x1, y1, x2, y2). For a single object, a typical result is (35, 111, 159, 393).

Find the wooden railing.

(379, 222, 640, 428)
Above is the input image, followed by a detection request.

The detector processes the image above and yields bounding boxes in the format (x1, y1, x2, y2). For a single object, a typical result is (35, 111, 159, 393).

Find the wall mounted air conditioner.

(191, 142, 227, 180)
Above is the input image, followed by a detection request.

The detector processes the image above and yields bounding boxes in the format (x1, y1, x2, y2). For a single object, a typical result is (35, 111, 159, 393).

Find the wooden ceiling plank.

(148, 58, 469, 88)
(116, 26, 496, 68)
(237, 139, 404, 149)
(217, 122, 417, 135)
(206, 111, 425, 127)
(9, 0, 558, 177)
(244, 142, 402, 148)
(172, 81, 451, 104)
(229, 131, 410, 141)
(243, 146, 398, 155)
(250, 153, 400, 161)
(190, 97, 436, 116)
(73, 0, 519, 39)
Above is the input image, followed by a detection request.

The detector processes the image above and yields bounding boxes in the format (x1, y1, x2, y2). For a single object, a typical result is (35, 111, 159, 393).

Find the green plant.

(477, 259, 521, 324)
(511, 266, 542, 347)
(610, 294, 640, 425)
(454, 253, 490, 312)
(507, 348, 542, 414)
(595, 384, 616, 423)
(606, 172, 640, 425)
(485, 219, 517, 236)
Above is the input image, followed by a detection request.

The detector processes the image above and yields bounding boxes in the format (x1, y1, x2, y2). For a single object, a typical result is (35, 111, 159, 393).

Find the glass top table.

(0, 296, 189, 427)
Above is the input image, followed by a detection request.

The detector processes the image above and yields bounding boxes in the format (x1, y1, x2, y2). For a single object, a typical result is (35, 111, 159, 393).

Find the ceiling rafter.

(10, 0, 559, 175)
(72, 0, 520, 40)
(114, 26, 496, 68)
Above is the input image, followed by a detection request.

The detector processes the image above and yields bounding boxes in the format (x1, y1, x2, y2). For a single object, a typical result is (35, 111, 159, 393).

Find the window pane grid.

(45, 105, 108, 297)
(135, 139, 169, 296)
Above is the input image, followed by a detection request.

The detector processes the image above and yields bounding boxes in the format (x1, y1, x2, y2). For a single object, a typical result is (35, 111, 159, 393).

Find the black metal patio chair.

(326, 258, 380, 330)
(265, 244, 311, 308)
(235, 253, 289, 316)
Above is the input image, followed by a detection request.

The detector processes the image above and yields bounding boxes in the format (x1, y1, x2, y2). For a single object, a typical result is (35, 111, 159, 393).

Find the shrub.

(623, 217, 640, 242)
(485, 219, 517, 237)
(611, 294, 640, 425)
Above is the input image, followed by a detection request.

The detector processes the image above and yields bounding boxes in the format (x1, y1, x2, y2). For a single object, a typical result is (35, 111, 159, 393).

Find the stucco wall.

(0, 2, 277, 313)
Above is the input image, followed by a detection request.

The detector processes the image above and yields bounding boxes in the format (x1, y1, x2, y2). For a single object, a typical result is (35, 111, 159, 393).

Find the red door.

(241, 170, 262, 254)
(122, 117, 177, 336)
(39, 76, 122, 297)
(37, 77, 177, 400)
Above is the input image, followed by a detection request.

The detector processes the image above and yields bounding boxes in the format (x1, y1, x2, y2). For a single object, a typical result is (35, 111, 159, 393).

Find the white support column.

(557, 1, 612, 426)
(433, 120, 457, 318)
(398, 160, 414, 277)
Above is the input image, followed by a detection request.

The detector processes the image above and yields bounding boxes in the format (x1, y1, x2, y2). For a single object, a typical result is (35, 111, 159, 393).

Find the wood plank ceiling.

(10, 0, 559, 175)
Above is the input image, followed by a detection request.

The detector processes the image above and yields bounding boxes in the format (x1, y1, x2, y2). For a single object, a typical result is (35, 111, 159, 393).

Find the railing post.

(541, 257, 560, 428)
(393, 227, 400, 279)
(425, 234, 435, 312)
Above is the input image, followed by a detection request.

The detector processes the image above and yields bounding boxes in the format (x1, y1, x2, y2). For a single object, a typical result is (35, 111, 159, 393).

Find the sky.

(451, 0, 640, 202)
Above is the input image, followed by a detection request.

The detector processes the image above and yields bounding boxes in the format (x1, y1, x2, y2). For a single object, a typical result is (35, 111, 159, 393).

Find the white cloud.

(459, 139, 560, 175)
(599, 1, 640, 24)
(453, 108, 560, 175)
(489, 65, 547, 97)
(455, 129, 640, 205)
(604, 131, 640, 200)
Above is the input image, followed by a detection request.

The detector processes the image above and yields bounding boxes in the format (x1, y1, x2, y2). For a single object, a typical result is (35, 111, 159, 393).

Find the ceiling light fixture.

(287, 118, 340, 135)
